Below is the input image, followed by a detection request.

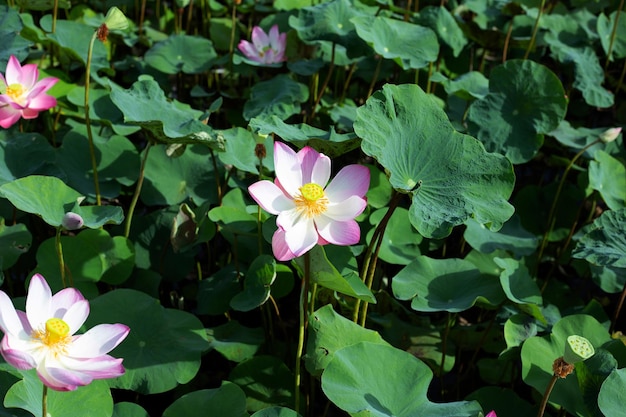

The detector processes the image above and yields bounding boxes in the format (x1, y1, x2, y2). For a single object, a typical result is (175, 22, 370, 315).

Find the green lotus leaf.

(141, 144, 219, 206)
(230, 255, 276, 312)
(589, 150, 626, 211)
(294, 245, 376, 303)
(251, 407, 301, 417)
(464, 215, 538, 257)
(352, 15, 439, 69)
(305, 304, 389, 376)
(243, 75, 309, 121)
(545, 33, 614, 108)
(393, 255, 505, 312)
(229, 356, 294, 411)
(572, 207, 626, 267)
(249, 116, 359, 158)
(494, 257, 542, 305)
(108, 77, 224, 149)
(162, 382, 248, 417)
(207, 320, 264, 363)
(112, 402, 150, 417)
(86, 289, 209, 394)
(467, 59, 567, 163)
(145, 34, 218, 74)
(0, 219, 31, 271)
(288, 0, 369, 57)
(599, 368, 626, 416)
(366, 207, 423, 265)
(217, 127, 260, 174)
(354, 83, 514, 239)
(4, 371, 112, 417)
(597, 12, 626, 61)
(322, 342, 482, 417)
(0, 8, 31, 65)
(0, 132, 56, 187)
(414, 5, 467, 57)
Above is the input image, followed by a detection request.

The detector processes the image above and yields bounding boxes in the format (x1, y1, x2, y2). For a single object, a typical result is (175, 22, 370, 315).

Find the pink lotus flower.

(0, 274, 129, 391)
(238, 25, 287, 64)
(0, 55, 58, 128)
(249, 142, 369, 261)
(486, 411, 497, 417)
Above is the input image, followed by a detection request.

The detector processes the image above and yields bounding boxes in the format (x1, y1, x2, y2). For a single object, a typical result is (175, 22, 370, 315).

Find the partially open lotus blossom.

(0, 274, 129, 391)
(249, 142, 369, 261)
(0, 55, 58, 128)
(238, 25, 287, 64)
(486, 411, 497, 417)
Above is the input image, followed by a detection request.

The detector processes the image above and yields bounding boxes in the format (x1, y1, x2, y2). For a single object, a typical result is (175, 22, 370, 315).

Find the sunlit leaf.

(572, 207, 626, 267)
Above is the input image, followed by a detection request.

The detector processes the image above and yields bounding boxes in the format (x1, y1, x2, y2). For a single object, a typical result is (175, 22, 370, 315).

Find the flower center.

(44, 318, 70, 346)
(6, 83, 25, 102)
(295, 183, 328, 218)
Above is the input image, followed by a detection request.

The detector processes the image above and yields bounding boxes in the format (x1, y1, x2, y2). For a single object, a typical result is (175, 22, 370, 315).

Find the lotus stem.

(524, 0, 546, 59)
(124, 141, 152, 238)
(55, 228, 66, 288)
(604, 0, 625, 70)
(295, 252, 311, 415)
(84, 32, 102, 206)
(311, 42, 336, 120)
(42, 385, 48, 417)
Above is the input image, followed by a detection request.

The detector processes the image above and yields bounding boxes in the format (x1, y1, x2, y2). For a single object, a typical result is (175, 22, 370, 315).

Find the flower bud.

(599, 127, 622, 144)
(62, 212, 84, 231)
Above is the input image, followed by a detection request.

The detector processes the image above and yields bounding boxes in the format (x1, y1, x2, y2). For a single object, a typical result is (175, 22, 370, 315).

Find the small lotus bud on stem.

(599, 127, 622, 144)
(62, 212, 84, 231)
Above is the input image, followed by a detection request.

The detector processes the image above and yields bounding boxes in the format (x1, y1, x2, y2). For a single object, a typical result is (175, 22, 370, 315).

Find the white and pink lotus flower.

(0, 274, 129, 391)
(238, 25, 287, 65)
(0, 55, 58, 128)
(249, 141, 369, 261)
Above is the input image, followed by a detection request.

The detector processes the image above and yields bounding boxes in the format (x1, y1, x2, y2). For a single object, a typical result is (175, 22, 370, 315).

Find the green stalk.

(310, 42, 336, 120)
(42, 385, 48, 417)
(55, 228, 66, 288)
(124, 142, 152, 238)
(294, 252, 311, 415)
(604, 0, 625, 70)
(536, 138, 602, 268)
(84, 32, 102, 206)
(524, 0, 546, 59)
(536, 374, 559, 417)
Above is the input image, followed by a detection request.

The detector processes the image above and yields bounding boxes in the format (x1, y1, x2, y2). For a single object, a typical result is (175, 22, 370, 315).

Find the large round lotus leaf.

(572, 207, 626, 267)
(145, 34, 218, 74)
(0, 133, 56, 186)
(599, 368, 626, 416)
(354, 83, 514, 239)
(288, 0, 369, 57)
(366, 207, 423, 265)
(352, 15, 439, 69)
(414, 6, 467, 57)
(392, 255, 505, 312)
(207, 320, 264, 363)
(85, 289, 209, 394)
(249, 116, 360, 158)
(243, 75, 309, 121)
(544, 33, 614, 108)
(108, 77, 224, 149)
(141, 144, 219, 206)
(0, 219, 31, 270)
(0, 175, 123, 228)
(365, 164, 392, 209)
(305, 304, 388, 376)
(218, 127, 259, 174)
(251, 407, 301, 417)
(464, 214, 538, 257)
(494, 257, 542, 305)
(229, 355, 294, 411)
(162, 382, 248, 417)
(4, 369, 112, 417)
(588, 150, 626, 211)
(467, 59, 567, 164)
(112, 402, 150, 417)
(34, 229, 134, 293)
(521, 315, 613, 416)
(322, 342, 482, 417)
(0, 8, 30, 65)
(598, 12, 626, 60)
